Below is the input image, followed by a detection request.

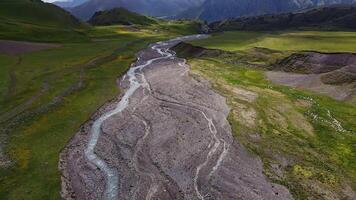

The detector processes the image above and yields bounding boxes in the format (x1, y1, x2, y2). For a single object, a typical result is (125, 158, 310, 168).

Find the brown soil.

(266, 71, 356, 102)
(59, 37, 293, 200)
(275, 52, 356, 75)
(0, 40, 60, 55)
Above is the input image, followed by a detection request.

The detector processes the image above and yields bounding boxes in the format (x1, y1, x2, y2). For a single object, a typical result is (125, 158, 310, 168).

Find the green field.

(179, 30, 356, 200)
(0, 21, 199, 199)
(191, 31, 356, 53)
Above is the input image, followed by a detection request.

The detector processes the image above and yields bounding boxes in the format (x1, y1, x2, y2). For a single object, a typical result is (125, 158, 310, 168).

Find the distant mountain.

(88, 7, 156, 26)
(70, 0, 206, 20)
(180, 0, 356, 22)
(210, 5, 356, 31)
(53, 0, 88, 8)
(0, 0, 88, 41)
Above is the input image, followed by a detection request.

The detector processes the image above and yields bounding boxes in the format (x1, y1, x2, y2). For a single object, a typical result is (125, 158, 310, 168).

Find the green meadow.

(191, 31, 356, 53)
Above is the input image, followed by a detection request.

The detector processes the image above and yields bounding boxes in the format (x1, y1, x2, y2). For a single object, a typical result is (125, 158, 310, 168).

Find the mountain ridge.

(70, 0, 206, 20)
(210, 5, 356, 31)
(179, 0, 356, 22)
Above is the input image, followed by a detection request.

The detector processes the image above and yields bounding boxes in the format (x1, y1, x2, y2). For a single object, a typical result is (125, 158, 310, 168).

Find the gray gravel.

(59, 36, 293, 200)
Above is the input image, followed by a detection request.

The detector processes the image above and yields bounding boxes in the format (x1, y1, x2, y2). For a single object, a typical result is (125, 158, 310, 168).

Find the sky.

(43, 0, 70, 2)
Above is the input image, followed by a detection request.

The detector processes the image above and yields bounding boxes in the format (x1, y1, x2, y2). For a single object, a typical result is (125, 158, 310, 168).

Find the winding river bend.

(84, 36, 206, 199)
(60, 35, 293, 200)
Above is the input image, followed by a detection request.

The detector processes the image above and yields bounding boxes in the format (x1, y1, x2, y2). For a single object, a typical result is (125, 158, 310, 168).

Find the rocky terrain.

(59, 36, 293, 200)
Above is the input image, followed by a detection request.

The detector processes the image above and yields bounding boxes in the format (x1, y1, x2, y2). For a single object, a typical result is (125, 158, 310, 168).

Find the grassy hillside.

(178, 30, 356, 199)
(0, 0, 89, 42)
(88, 8, 157, 26)
(0, 19, 200, 199)
(210, 5, 356, 31)
(191, 31, 356, 52)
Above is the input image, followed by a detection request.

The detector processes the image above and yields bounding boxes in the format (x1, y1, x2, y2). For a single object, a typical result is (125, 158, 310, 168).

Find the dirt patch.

(0, 40, 60, 55)
(222, 84, 258, 103)
(232, 103, 257, 128)
(273, 52, 356, 88)
(266, 71, 356, 102)
(275, 52, 356, 75)
(268, 52, 356, 102)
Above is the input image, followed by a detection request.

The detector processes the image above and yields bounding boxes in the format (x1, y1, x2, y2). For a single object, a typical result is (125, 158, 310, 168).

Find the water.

(84, 35, 207, 199)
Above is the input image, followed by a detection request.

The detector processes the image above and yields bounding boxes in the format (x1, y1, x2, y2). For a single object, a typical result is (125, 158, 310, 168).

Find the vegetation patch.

(190, 31, 356, 53)
(0, 0, 89, 42)
(88, 7, 157, 26)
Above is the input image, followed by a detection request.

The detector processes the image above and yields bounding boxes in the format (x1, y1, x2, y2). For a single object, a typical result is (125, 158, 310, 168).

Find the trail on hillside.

(59, 36, 293, 200)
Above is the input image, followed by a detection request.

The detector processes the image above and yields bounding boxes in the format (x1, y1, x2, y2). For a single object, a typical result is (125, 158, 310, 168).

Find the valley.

(60, 35, 292, 200)
(0, 0, 355, 200)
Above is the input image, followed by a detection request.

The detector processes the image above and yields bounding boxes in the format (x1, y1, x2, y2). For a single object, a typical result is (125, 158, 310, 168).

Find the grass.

(88, 7, 157, 26)
(188, 58, 356, 200)
(190, 31, 356, 53)
(178, 30, 356, 199)
(0, 0, 89, 42)
(0, 21, 199, 199)
(0, 55, 16, 98)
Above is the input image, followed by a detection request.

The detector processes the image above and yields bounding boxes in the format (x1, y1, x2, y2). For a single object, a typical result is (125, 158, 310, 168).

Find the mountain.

(210, 5, 356, 31)
(70, 0, 206, 20)
(88, 7, 156, 25)
(53, 0, 88, 8)
(0, 0, 88, 41)
(180, 0, 356, 22)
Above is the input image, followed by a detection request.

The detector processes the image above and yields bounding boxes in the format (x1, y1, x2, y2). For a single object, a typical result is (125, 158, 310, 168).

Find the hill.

(88, 8, 156, 26)
(70, 0, 205, 20)
(210, 5, 356, 31)
(179, 0, 356, 22)
(0, 0, 88, 42)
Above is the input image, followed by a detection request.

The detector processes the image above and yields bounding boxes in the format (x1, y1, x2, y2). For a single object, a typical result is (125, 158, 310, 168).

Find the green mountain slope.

(0, 0, 89, 42)
(179, 0, 356, 22)
(210, 5, 356, 31)
(88, 8, 156, 26)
